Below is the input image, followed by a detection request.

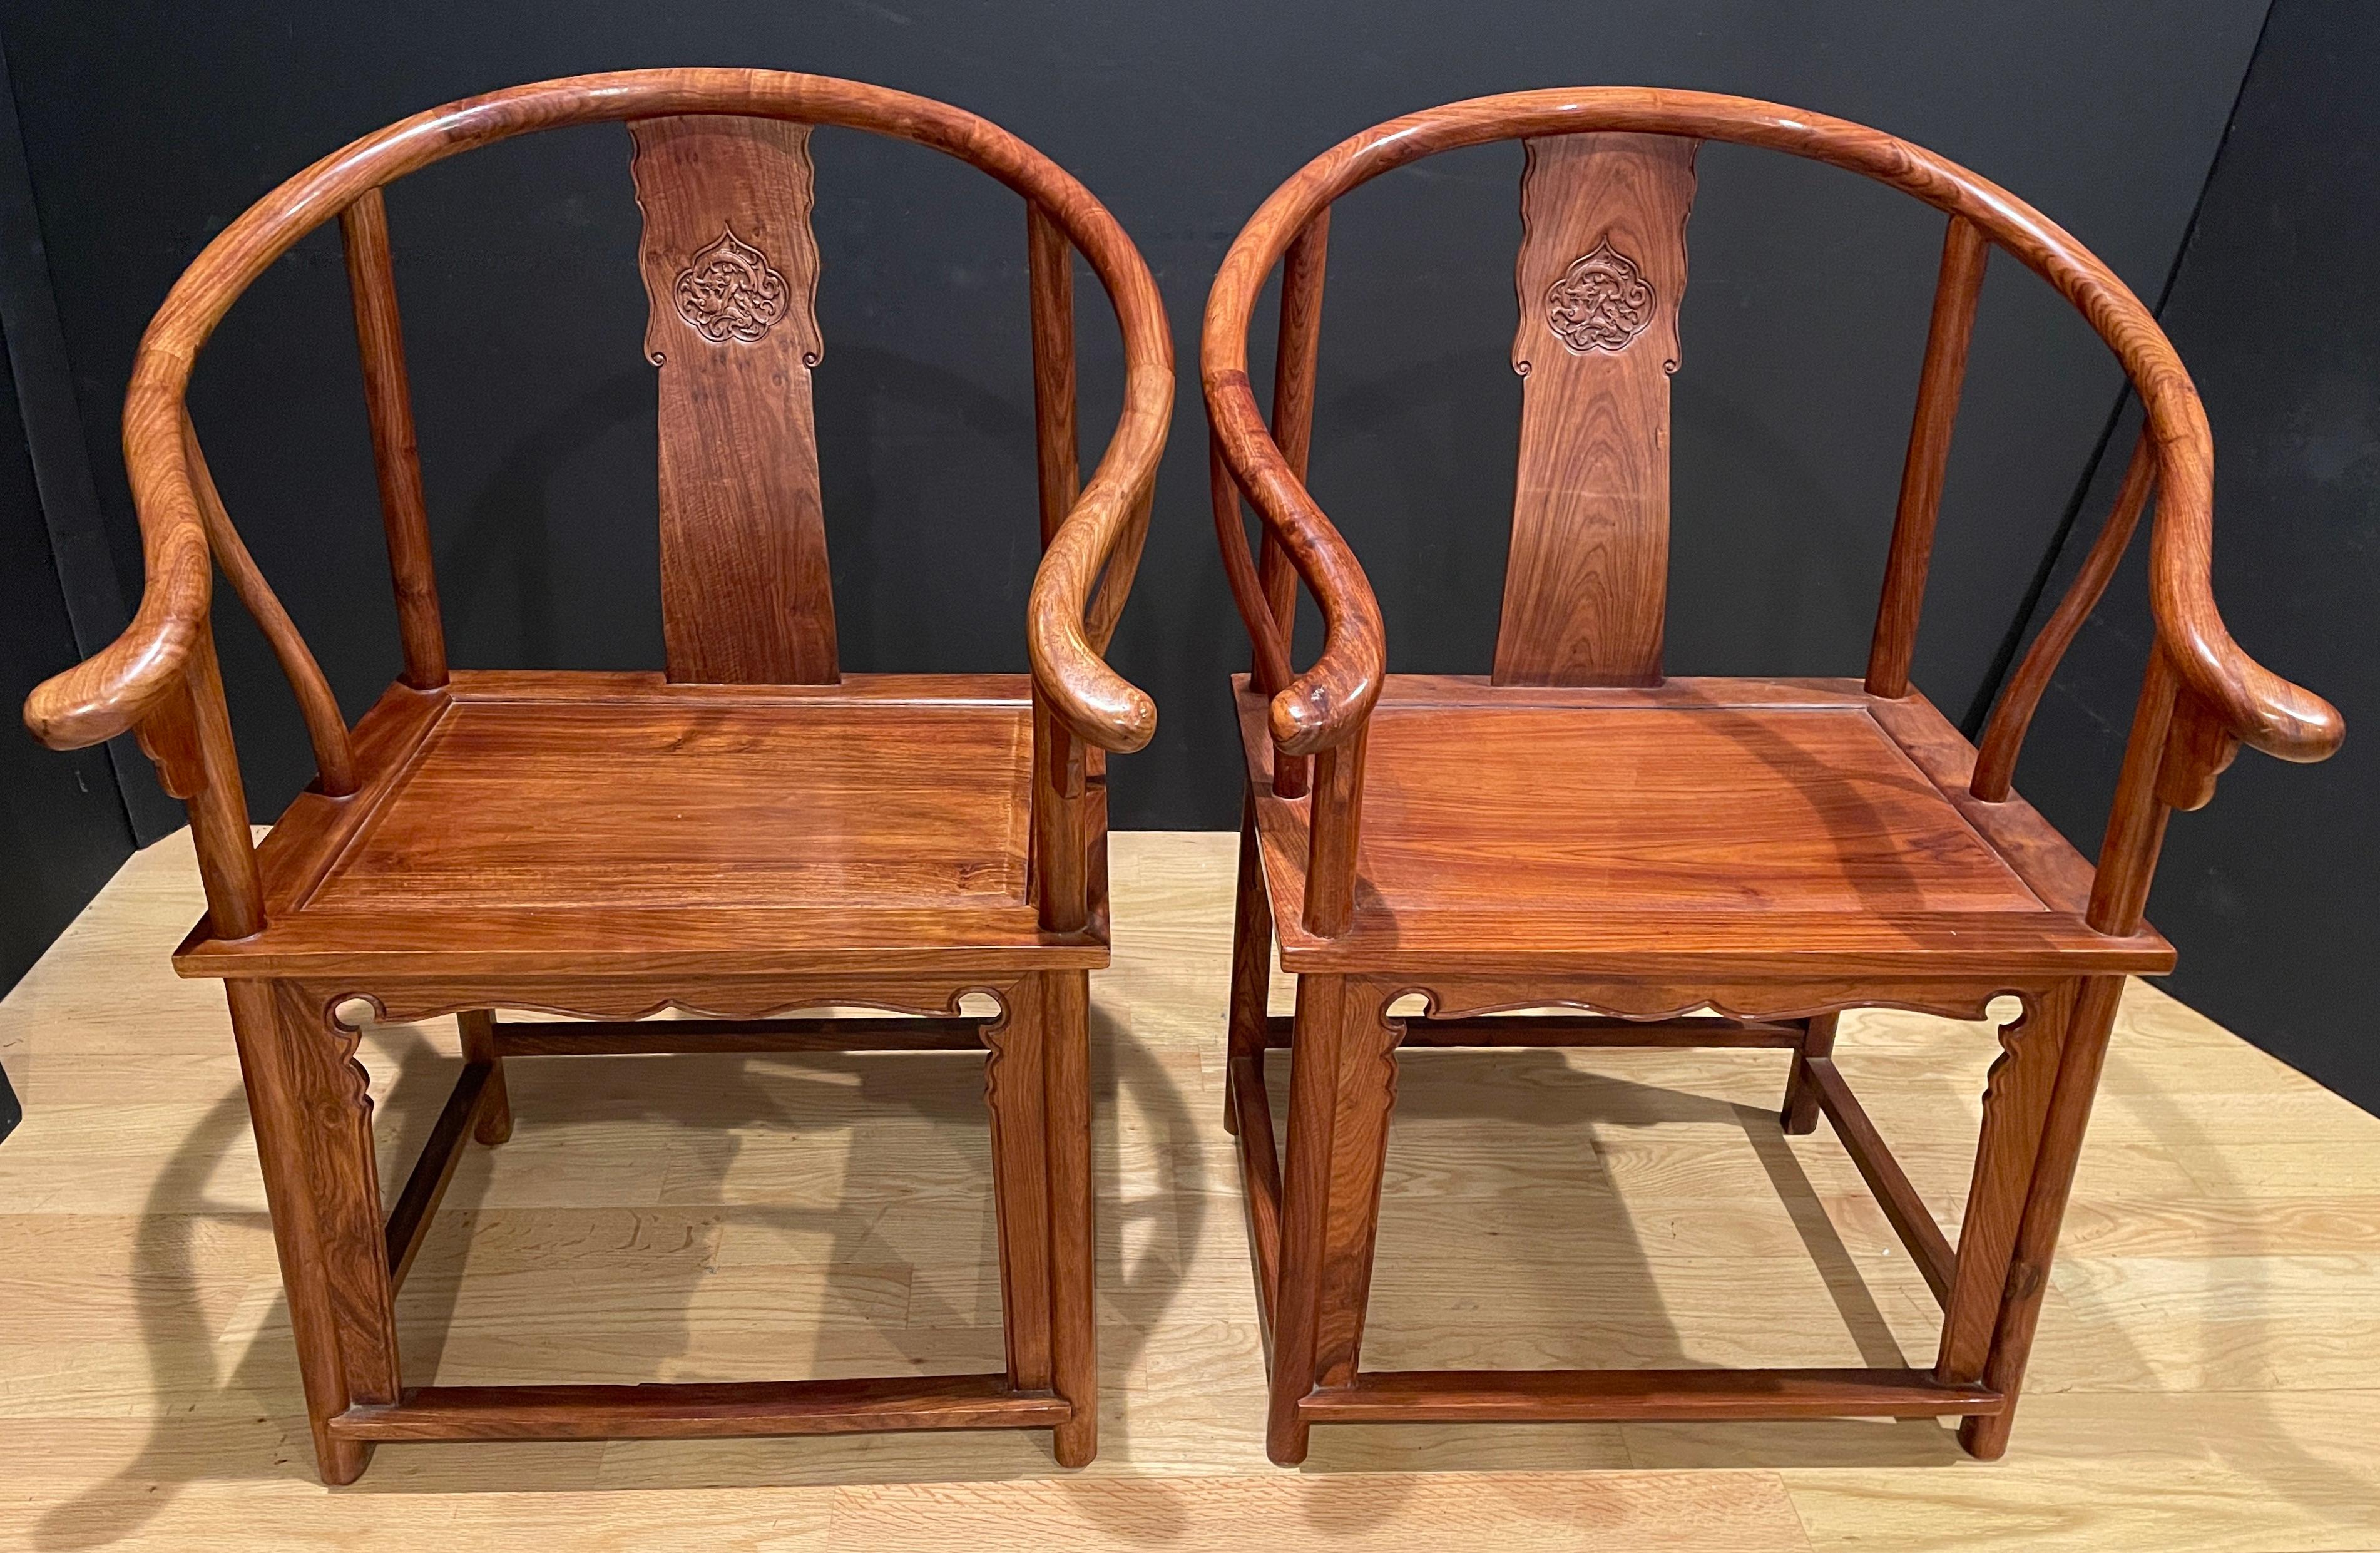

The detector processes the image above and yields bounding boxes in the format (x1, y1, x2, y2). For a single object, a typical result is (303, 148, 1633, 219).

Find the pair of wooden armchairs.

(23, 71, 2339, 1484)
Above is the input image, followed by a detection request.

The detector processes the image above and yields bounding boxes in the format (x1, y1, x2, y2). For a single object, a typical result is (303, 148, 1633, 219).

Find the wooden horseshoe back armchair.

(1203, 89, 2342, 1463)
(21, 69, 1170, 1482)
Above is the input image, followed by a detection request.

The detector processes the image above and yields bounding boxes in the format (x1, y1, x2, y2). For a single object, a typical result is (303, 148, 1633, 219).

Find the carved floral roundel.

(1544, 238, 1656, 354)
(673, 226, 789, 345)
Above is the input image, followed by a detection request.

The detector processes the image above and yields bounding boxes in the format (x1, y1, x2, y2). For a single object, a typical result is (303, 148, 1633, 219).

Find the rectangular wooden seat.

(176, 671, 1105, 981)
(1236, 674, 2173, 978)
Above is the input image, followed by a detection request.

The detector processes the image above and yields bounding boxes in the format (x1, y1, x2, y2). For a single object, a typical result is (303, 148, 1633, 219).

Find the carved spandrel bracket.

(2156, 689, 2242, 812)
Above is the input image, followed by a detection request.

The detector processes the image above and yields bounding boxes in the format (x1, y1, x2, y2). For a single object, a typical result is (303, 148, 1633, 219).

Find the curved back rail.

(1202, 88, 2342, 938)
(21, 69, 1173, 940)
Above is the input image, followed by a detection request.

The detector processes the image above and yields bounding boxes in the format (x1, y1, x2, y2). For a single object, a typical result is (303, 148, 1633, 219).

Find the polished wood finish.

(329, 1376, 1069, 1442)
(486, 1012, 986, 1053)
(308, 696, 1029, 912)
(13, 832, 2380, 1544)
(382, 1059, 494, 1290)
(1800, 1052, 1956, 1303)
(1028, 202, 1079, 548)
(1265, 1012, 1805, 1048)
(630, 115, 837, 685)
(1235, 675, 2172, 978)
(181, 413, 359, 794)
(339, 188, 449, 692)
(1258, 211, 1328, 797)
(1973, 427, 2158, 801)
(19, 69, 1170, 1482)
(1202, 88, 2342, 769)
(1780, 1010, 1837, 1132)
(1203, 88, 2340, 1464)
(1867, 215, 1989, 699)
(1302, 1368, 2003, 1423)
(1496, 132, 1695, 687)
(455, 1005, 511, 1142)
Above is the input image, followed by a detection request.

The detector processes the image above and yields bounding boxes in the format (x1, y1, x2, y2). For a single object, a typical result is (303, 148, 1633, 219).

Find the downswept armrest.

(23, 376, 212, 751)
(2148, 436, 2344, 764)
(1202, 368, 1385, 756)
(1026, 358, 1171, 754)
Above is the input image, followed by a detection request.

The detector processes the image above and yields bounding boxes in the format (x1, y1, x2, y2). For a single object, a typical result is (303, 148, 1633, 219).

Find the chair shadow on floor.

(34, 999, 1200, 1545)
(1285, 1027, 2374, 1539)
(1285, 1042, 1971, 1481)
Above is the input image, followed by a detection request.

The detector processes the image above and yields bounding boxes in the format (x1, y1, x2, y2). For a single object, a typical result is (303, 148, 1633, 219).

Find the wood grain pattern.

(330, 1376, 1068, 1441)
(1231, 675, 2170, 978)
(1194, 90, 2342, 1457)
(12, 72, 1172, 1482)
(1305, 1368, 2000, 1423)
(630, 115, 836, 685)
(339, 187, 449, 692)
(984, 980, 1054, 1392)
(1028, 202, 1080, 549)
(15, 68, 1168, 755)
(179, 411, 358, 794)
(1199, 87, 2341, 777)
(1972, 427, 2158, 801)
(8, 832, 2380, 1547)
(1865, 215, 1988, 700)
(1800, 1051, 1956, 1302)
(1496, 133, 1695, 687)
(309, 698, 1029, 911)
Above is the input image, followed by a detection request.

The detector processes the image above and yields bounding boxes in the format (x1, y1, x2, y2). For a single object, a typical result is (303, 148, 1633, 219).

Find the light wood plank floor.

(3, 829, 2376, 1550)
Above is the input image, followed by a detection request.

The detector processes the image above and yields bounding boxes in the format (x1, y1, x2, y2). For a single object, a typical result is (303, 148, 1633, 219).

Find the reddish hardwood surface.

(174, 685, 1103, 985)
(18, 70, 1170, 1482)
(1202, 87, 2332, 1467)
(631, 115, 839, 685)
(329, 1377, 1071, 1442)
(1234, 675, 2172, 977)
(1203, 88, 2341, 769)
(1302, 1367, 2002, 1423)
(1866, 215, 1988, 700)
(1496, 132, 1695, 687)
(314, 697, 1028, 911)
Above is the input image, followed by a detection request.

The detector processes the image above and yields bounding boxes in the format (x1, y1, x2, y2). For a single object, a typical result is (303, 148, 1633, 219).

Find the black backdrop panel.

(0, 1, 2264, 829)
(2020, 0, 2379, 1110)
(0, 330, 133, 994)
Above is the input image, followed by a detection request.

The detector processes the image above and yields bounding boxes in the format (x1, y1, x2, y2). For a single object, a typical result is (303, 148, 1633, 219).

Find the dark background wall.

(0, 4, 2368, 1107)
(1, 30, 138, 1003)
(2017, 1, 2380, 1109)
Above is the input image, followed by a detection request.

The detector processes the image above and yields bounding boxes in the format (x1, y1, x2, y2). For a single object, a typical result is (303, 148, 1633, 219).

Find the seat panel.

(1361, 703, 2038, 916)
(312, 699, 1029, 911)
(176, 672, 1100, 978)
(1237, 675, 2172, 976)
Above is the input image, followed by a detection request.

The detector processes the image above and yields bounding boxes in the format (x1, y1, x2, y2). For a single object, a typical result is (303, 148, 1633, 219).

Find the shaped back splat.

(1496, 132, 1697, 687)
(630, 115, 837, 684)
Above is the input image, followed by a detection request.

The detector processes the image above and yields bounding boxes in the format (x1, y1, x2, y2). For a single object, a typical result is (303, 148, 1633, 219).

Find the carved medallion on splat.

(1496, 132, 1698, 688)
(628, 114, 837, 684)
(1542, 237, 1657, 356)
(673, 226, 791, 347)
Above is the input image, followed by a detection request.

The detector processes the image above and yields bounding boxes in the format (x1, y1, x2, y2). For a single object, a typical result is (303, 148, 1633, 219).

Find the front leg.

(1223, 792, 1274, 1137)
(226, 980, 402, 1485)
(1266, 975, 1400, 1464)
(1937, 983, 2076, 1393)
(1961, 974, 2126, 1457)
